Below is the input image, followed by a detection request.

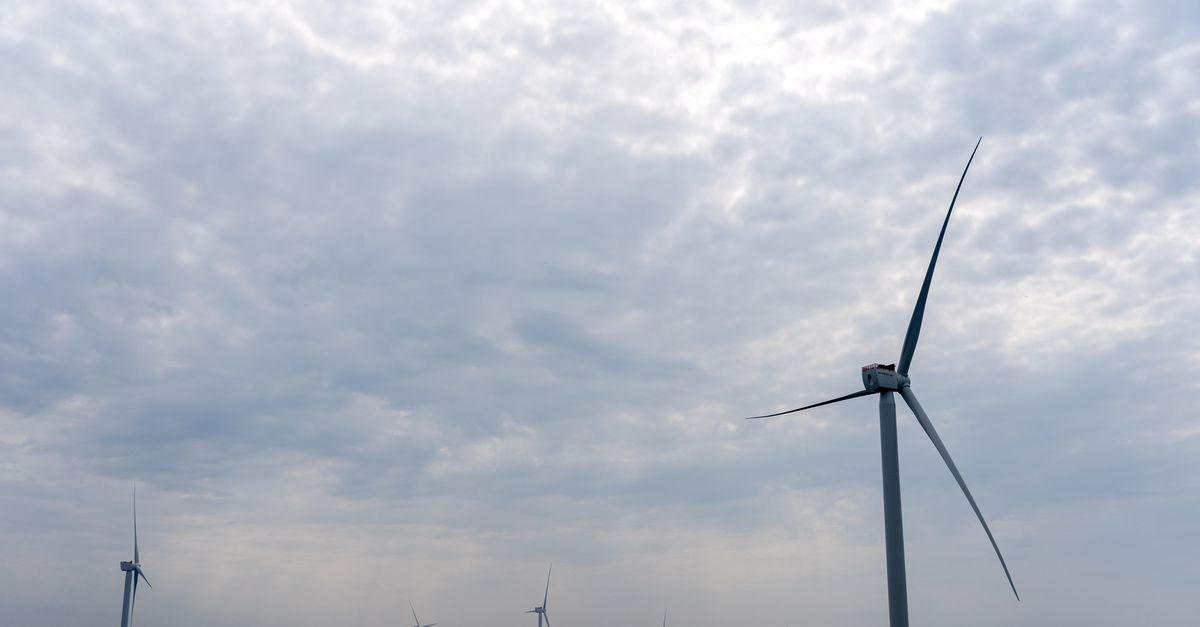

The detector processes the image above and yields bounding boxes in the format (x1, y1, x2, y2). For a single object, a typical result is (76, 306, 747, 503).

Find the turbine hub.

(862, 363, 908, 391)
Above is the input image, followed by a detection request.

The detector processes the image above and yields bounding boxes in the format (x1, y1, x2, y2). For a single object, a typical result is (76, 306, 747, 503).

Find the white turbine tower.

(118, 487, 151, 627)
(409, 601, 437, 627)
(524, 564, 552, 627)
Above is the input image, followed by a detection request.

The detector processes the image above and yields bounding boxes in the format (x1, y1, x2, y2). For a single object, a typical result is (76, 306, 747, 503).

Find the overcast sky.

(2, 1, 1199, 626)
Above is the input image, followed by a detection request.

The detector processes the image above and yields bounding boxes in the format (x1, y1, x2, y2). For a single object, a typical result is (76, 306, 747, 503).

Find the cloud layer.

(2, 1, 1198, 626)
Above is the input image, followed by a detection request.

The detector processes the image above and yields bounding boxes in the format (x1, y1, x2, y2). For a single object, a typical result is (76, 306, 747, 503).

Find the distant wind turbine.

(409, 601, 437, 627)
(524, 564, 552, 627)
(118, 486, 151, 627)
(744, 138, 1018, 627)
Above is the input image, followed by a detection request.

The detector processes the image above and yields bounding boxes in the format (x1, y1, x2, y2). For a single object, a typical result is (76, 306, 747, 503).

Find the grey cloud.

(2, 1, 1200, 626)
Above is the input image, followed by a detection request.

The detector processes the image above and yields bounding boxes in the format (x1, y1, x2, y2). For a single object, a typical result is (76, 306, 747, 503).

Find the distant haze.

(1, 1, 1198, 626)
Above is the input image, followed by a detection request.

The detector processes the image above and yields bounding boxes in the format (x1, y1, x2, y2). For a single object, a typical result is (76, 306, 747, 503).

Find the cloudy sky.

(2, 0, 1199, 625)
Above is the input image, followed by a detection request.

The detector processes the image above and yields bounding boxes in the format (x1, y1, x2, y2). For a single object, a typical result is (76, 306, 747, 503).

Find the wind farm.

(8, 2, 1193, 625)
(106, 142, 1021, 626)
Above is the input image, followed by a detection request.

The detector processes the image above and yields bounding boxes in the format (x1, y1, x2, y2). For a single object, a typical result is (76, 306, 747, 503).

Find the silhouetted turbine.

(524, 564, 552, 627)
(118, 486, 151, 627)
(745, 138, 1017, 627)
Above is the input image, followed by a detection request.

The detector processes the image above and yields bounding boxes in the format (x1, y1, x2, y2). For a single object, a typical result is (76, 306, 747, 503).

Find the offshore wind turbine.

(409, 601, 437, 627)
(118, 487, 151, 627)
(525, 564, 552, 627)
(745, 139, 1018, 627)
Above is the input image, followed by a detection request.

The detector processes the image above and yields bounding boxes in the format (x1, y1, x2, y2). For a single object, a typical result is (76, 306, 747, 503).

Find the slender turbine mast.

(118, 486, 152, 627)
(746, 138, 1018, 627)
(409, 600, 437, 627)
(524, 564, 553, 627)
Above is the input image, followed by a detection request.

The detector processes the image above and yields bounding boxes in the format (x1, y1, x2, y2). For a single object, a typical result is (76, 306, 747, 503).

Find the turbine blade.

(898, 386, 1018, 600)
(746, 389, 876, 419)
(134, 566, 151, 588)
(543, 563, 552, 610)
(131, 571, 139, 627)
(543, 612, 551, 627)
(526, 610, 537, 614)
(410, 600, 420, 626)
(897, 137, 981, 376)
(133, 484, 139, 564)
(424, 623, 438, 627)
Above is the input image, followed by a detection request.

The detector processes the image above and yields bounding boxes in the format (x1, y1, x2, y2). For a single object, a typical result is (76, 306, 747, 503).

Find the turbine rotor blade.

(133, 484, 139, 565)
(543, 563, 552, 610)
(543, 612, 551, 627)
(898, 386, 1018, 600)
(897, 137, 981, 376)
(746, 389, 877, 420)
(410, 600, 420, 626)
(131, 571, 139, 627)
(134, 566, 151, 588)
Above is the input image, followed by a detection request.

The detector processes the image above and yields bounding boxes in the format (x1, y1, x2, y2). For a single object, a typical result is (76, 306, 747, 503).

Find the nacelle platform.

(862, 363, 906, 391)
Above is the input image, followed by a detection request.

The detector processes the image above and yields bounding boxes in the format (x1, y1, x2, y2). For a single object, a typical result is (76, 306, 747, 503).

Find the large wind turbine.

(118, 487, 151, 627)
(409, 601, 437, 627)
(746, 138, 1018, 627)
(524, 564, 552, 627)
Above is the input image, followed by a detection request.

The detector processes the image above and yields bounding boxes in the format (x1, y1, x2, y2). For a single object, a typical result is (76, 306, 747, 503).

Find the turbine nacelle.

(862, 364, 908, 392)
(120, 560, 136, 572)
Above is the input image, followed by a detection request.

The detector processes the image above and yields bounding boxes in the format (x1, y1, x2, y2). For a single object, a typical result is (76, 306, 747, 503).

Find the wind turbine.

(745, 138, 1018, 627)
(524, 564, 552, 627)
(409, 601, 437, 627)
(118, 486, 151, 627)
